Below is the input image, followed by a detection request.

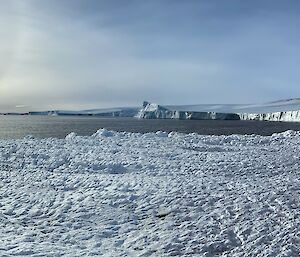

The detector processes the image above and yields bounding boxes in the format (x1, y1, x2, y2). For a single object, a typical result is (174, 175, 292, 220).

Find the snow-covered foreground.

(0, 129, 299, 256)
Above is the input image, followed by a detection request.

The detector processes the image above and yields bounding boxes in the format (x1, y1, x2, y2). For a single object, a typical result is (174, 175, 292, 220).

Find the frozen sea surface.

(0, 129, 299, 256)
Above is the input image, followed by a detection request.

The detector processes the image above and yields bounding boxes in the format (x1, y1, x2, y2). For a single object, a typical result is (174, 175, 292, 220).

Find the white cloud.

(1, 0, 300, 112)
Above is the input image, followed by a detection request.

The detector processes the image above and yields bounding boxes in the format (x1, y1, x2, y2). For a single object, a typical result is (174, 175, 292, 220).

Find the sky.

(1, 0, 300, 112)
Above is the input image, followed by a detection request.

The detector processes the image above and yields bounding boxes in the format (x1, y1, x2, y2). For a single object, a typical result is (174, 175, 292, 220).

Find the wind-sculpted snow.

(0, 129, 300, 256)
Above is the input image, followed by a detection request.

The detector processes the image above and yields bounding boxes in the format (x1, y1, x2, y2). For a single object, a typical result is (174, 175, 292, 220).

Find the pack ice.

(0, 129, 299, 256)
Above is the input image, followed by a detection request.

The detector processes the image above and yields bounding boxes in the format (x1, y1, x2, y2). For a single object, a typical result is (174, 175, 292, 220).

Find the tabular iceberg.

(137, 99, 300, 122)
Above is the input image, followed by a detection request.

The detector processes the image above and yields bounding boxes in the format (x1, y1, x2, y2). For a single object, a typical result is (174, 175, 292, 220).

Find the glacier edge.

(137, 100, 300, 122)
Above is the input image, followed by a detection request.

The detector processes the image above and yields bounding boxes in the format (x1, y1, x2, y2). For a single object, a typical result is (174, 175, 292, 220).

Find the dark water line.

(1, 116, 300, 139)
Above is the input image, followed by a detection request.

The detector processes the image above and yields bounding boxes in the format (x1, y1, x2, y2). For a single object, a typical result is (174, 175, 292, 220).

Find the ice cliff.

(137, 102, 240, 120)
(138, 99, 300, 122)
(239, 110, 300, 122)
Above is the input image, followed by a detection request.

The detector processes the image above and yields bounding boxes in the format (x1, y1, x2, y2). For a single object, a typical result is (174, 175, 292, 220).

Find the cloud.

(1, 0, 300, 112)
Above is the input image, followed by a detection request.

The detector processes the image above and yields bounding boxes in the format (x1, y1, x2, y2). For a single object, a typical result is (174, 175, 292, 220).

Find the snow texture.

(138, 99, 300, 121)
(0, 129, 300, 256)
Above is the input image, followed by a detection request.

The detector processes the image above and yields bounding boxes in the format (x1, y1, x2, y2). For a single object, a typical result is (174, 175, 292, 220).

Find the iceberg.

(29, 107, 139, 117)
(137, 99, 300, 122)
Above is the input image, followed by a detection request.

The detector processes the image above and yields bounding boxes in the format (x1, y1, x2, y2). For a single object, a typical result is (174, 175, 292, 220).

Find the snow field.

(0, 129, 299, 256)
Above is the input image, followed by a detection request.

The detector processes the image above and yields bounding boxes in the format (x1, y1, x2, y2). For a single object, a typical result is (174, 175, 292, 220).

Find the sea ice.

(0, 130, 299, 256)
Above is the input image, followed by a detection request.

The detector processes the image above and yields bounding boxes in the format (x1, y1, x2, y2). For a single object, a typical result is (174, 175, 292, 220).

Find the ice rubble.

(0, 129, 300, 256)
(138, 99, 300, 121)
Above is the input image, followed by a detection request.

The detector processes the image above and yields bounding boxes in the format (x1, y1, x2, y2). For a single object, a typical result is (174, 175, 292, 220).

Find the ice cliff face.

(137, 102, 240, 120)
(239, 110, 300, 122)
(138, 100, 300, 122)
(137, 101, 174, 119)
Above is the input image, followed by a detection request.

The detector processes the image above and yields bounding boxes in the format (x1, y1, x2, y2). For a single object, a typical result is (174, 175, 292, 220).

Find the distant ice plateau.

(138, 98, 300, 122)
(28, 107, 139, 117)
(2, 98, 300, 122)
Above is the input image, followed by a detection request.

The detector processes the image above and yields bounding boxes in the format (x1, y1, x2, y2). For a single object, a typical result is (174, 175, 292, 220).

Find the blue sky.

(1, 0, 300, 111)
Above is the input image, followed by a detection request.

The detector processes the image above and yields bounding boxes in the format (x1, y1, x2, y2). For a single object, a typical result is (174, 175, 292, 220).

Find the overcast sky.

(1, 0, 300, 112)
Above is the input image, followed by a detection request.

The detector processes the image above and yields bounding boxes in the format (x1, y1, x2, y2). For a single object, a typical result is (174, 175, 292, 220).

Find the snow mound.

(93, 128, 115, 137)
(0, 130, 299, 256)
(65, 132, 77, 140)
(155, 131, 168, 137)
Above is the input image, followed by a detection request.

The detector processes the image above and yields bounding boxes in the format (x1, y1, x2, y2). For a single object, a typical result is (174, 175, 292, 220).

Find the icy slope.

(0, 130, 300, 256)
